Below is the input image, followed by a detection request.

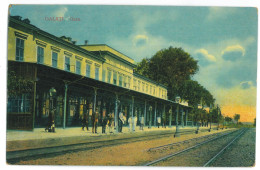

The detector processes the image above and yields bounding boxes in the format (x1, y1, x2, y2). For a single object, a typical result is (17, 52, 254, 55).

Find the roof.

(79, 44, 135, 65)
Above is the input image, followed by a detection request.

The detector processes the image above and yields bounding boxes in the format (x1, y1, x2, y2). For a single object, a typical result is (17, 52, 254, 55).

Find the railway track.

(203, 128, 246, 167)
(7, 130, 177, 164)
(7, 127, 228, 164)
(148, 128, 236, 152)
(143, 128, 246, 166)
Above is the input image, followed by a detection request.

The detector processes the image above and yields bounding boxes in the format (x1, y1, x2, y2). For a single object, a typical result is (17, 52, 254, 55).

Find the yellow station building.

(7, 16, 190, 130)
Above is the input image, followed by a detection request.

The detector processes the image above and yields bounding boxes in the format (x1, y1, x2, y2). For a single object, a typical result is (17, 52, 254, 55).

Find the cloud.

(53, 6, 68, 18)
(133, 35, 149, 47)
(221, 45, 246, 61)
(240, 81, 254, 90)
(221, 45, 245, 56)
(195, 48, 216, 62)
(207, 7, 238, 21)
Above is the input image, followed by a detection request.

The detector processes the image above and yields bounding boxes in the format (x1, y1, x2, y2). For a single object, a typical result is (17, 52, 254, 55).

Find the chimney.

(84, 40, 88, 45)
(23, 18, 30, 24)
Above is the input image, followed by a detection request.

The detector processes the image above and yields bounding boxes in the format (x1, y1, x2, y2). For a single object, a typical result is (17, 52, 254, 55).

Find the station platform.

(6, 125, 215, 152)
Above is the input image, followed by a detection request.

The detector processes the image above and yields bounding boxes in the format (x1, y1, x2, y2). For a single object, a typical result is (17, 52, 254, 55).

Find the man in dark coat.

(102, 115, 108, 133)
(82, 113, 87, 131)
(92, 108, 99, 133)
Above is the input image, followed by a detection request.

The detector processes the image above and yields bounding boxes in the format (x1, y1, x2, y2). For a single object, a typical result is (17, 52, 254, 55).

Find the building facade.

(7, 16, 191, 130)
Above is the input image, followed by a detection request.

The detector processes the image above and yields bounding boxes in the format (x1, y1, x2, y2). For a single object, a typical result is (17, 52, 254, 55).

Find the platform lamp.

(49, 87, 57, 113)
(149, 106, 152, 129)
(174, 96, 181, 137)
(222, 113, 225, 130)
(169, 108, 172, 128)
(209, 104, 212, 132)
(217, 104, 220, 130)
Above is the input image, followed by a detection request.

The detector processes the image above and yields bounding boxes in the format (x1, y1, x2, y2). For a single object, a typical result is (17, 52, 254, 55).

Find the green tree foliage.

(7, 71, 34, 97)
(211, 106, 221, 123)
(179, 80, 215, 107)
(134, 58, 150, 78)
(234, 114, 241, 125)
(224, 116, 233, 123)
(135, 47, 199, 100)
(135, 46, 217, 123)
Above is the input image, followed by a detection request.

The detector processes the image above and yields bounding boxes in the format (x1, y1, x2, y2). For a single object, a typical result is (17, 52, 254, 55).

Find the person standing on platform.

(91, 110, 95, 133)
(102, 115, 107, 134)
(81, 113, 87, 131)
(128, 116, 132, 132)
(94, 108, 99, 133)
(108, 112, 114, 133)
(157, 116, 161, 128)
(140, 115, 144, 130)
(162, 113, 166, 128)
(92, 108, 99, 133)
(86, 110, 89, 131)
(45, 108, 56, 132)
(119, 111, 125, 133)
(133, 113, 137, 131)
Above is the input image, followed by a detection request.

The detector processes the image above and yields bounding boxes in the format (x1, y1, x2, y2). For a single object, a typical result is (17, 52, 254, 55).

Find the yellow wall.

(8, 27, 167, 100)
(8, 27, 37, 63)
(81, 45, 134, 64)
(8, 27, 104, 80)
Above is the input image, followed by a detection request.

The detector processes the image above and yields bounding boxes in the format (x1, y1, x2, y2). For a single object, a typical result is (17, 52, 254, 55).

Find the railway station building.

(7, 16, 192, 131)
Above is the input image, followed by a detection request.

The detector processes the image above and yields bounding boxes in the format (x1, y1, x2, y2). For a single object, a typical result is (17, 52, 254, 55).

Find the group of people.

(81, 109, 153, 133)
(81, 109, 127, 134)
(48, 107, 166, 134)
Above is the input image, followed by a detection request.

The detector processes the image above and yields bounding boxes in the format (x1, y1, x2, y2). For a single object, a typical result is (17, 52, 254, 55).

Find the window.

(113, 72, 117, 85)
(102, 69, 106, 82)
(123, 76, 127, 87)
(37, 46, 44, 64)
(107, 70, 112, 83)
(146, 84, 148, 93)
(138, 81, 140, 91)
(153, 87, 156, 95)
(65, 56, 70, 71)
(15, 38, 24, 61)
(76, 60, 81, 74)
(150, 85, 152, 94)
(133, 79, 137, 90)
(159, 88, 161, 97)
(7, 94, 31, 113)
(52, 52, 58, 68)
(142, 82, 145, 92)
(86, 64, 91, 77)
(128, 77, 131, 88)
(95, 66, 99, 80)
(119, 74, 123, 87)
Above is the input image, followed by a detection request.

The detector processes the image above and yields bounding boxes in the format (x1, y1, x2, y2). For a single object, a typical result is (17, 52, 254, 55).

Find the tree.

(234, 114, 240, 125)
(224, 116, 232, 124)
(134, 58, 150, 78)
(7, 70, 34, 97)
(179, 80, 215, 108)
(135, 47, 217, 123)
(135, 47, 199, 100)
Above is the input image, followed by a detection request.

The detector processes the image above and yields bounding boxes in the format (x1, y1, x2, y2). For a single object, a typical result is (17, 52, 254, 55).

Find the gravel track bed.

(13, 129, 232, 166)
(154, 129, 243, 167)
(209, 128, 255, 167)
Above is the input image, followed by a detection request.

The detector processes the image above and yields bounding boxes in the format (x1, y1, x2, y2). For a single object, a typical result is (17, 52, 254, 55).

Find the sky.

(9, 5, 258, 122)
